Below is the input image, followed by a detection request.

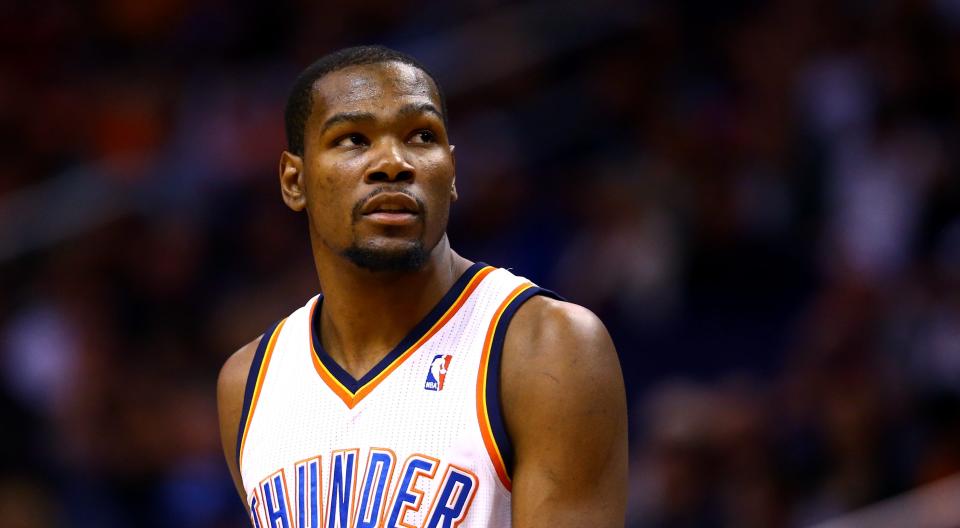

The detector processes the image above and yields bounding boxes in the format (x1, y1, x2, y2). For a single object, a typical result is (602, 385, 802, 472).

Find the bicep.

(502, 299, 628, 527)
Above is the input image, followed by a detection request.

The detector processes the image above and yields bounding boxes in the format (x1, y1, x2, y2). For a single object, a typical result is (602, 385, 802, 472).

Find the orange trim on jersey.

(310, 266, 495, 409)
(238, 318, 287, 469)
(248, 487, 265, 528)
(476, 282, 534, 491)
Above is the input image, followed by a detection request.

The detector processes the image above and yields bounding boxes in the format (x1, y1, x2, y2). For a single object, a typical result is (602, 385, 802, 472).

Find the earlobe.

(279, 151, 306, 212)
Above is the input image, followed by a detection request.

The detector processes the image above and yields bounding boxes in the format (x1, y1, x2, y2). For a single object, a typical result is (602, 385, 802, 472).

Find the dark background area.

(2, 0, 960, 526)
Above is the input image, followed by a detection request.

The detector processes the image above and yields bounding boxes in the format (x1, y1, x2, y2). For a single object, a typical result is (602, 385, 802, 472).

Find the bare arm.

(216, 336, 262, 505)
(502, 296, 628, 527)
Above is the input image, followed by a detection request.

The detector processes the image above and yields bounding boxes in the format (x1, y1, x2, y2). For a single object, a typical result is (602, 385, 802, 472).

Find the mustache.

(351, 187, 426, 221)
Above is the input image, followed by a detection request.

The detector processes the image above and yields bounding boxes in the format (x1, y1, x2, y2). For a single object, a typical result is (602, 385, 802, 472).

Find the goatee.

(341, 241, 429, 272)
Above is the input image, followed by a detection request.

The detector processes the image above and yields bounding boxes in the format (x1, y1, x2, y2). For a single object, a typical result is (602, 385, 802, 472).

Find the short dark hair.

(284, 45, 448, 156)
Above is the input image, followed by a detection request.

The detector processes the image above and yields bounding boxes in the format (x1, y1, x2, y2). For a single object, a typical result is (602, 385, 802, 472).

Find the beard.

(341, 239, 429, 273)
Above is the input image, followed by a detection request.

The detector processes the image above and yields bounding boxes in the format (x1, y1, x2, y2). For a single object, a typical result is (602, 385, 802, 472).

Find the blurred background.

(2, 0, 960, 526)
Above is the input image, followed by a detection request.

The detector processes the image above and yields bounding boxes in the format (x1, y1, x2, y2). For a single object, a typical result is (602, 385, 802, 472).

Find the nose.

(364, 138, 415, 183)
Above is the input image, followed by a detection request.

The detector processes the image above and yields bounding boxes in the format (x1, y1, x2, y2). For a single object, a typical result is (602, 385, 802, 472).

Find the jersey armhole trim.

(236, 318, 287, 469)
(476, 283, 561, 491)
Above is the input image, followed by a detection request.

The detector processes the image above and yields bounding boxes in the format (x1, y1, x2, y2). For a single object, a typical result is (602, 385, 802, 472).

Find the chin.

(341, 240, 429, 273)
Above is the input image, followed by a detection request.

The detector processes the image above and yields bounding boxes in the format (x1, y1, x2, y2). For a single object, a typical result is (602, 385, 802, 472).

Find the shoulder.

(503, 294, 618, 375)
(500, 294, 624, 422)
(218, 335, 262, 405)
(217, 300, 307, 401)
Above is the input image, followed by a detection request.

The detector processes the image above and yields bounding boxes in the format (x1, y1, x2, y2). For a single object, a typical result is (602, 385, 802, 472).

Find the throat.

(315, 303, 412, 382)
(329, 346, 393, 381)
(308, 252, 477, 388)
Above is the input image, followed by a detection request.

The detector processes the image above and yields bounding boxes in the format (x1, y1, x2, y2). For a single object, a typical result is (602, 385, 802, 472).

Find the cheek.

(418, 156, 455, 229)
(306, 161, 359, 221)
(419, 154, 455, 194)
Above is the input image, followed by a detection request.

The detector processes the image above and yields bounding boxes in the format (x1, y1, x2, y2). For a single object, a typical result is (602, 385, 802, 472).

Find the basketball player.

(217, 46, 627, 527)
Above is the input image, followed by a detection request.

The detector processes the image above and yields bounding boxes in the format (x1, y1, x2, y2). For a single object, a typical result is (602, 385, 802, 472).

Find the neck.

(313, 235, 473, 379)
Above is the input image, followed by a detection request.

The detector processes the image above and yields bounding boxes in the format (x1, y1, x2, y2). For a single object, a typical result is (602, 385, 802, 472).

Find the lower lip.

(363, 211, 419, 226)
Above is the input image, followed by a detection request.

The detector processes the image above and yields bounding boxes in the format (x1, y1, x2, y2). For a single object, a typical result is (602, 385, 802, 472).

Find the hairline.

(299, 60, 447, 153)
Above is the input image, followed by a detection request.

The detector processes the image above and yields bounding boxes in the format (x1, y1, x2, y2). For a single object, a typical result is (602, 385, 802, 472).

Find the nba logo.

(424, 354, 452, 391)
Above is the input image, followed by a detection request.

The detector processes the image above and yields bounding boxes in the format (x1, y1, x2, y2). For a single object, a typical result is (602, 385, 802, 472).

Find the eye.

(409, 130, 436, 144)
(335, 133, 368, 148)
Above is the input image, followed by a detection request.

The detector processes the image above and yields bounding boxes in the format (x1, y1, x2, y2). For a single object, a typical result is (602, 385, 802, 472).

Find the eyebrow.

(318, 111, 376, 136)
(397, 102, 443, 121)
(318, 103, 444, 136)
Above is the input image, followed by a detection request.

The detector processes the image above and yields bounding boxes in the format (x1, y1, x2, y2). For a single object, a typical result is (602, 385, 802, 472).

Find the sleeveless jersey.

(236, 263, 552, 528)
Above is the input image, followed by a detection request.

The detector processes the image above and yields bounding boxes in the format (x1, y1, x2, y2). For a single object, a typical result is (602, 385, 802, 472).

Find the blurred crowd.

(2, 0, 960, 526)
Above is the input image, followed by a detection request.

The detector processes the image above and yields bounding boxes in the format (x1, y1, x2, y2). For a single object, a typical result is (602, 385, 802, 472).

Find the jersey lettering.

(249, 452, 482, 528)
(326, 449, 358, 528)
(250, 452, 484, 528)
(295, 457, 323, 528)
(261, 470, 292, 528)
(248, 489, 264, 528)
(386, 455, 439, 528)
(356, 449, 396, 528)
(424, 466, 479, 528)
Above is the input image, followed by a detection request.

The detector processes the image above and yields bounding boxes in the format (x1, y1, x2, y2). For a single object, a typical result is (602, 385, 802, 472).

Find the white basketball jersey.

(236, 263, 551, 528)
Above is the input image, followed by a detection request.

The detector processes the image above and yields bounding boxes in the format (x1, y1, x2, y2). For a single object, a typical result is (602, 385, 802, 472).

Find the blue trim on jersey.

(485, 286, 562, 478)
(236, 319, 284, 467)
(310, 262, 489, 394)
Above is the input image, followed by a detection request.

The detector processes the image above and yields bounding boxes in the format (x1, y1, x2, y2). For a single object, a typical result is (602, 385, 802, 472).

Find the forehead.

(309, 62, 440, 122)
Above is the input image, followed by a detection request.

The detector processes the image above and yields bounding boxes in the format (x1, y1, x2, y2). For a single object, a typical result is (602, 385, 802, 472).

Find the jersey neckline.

(309, 261, 494, 409)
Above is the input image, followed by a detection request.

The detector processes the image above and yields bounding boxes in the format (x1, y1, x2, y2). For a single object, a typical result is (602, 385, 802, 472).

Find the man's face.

(283, 61, 456, 272)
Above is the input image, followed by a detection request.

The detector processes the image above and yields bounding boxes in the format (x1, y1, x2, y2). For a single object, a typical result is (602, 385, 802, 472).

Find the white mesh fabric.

(239, 267, 533, 527)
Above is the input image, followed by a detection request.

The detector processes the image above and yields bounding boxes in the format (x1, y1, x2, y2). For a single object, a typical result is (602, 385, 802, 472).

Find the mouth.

(363, 210, 418, 226)
(359, 192, 422, 226)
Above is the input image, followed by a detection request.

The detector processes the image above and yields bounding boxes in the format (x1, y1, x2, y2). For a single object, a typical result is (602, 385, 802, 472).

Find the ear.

(449, 144, 458, 202)
(279, 151, 306, 211)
